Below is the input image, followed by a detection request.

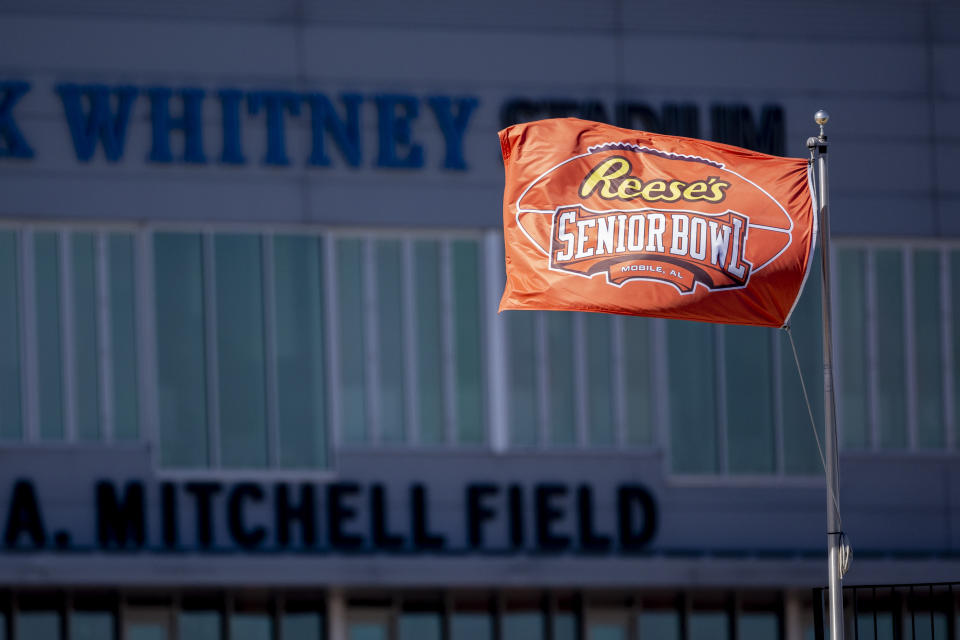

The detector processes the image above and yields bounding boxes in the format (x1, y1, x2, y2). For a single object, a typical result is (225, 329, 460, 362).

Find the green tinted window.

(0, 231, 21, 440)
(35, 232, 64, 440)
(503, 613, 543, 640)
(453, 240, 484, 444)
(451, 614, 491, 640)
(585, 313, 615, 446)
(738, 613, 778, 640)
(836, 248, 868, 449)
(875, 249, 907, 448)
(215, 235, 268, 468)
(507, 311, 537, 446)
(376, 239, 406, 444)
(109, 233, 138, 441)
(781, 247, 823, 475)
(622, 316, 653, 445)
(638, 611, 680, 640)
(72, 233, 100, 441)
(231, 614, 272, 640)
(415, 240, 444, 444)
(669, 321, 718, 473)
(337, 238, 367, 444)
(398, 614, 441, 640)
(71, 611, 112, 640)
(180, 611, 220, 640)
(547, 312, 576, 446)
(725, 325, 775, 474)
(349, 622, 386, 640)
(282, 613, 324, 640)
(17, 612, 60, 640)
(274, 235, 327, 468)
(953, 251, 960, 448)
(689, 612, 728, 640)
(155, 232, 208, 467)
(913, 249, 944, 448)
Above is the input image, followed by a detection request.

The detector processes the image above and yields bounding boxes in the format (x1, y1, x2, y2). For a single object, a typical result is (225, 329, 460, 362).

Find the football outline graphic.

(512, 142, 797, 296)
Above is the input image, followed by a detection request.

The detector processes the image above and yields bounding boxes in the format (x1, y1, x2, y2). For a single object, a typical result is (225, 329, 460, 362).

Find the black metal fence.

(813, 583, 959, 640)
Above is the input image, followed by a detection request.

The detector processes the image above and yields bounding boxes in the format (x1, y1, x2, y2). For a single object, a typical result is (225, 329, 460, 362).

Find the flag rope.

(784, 324, 842, 528)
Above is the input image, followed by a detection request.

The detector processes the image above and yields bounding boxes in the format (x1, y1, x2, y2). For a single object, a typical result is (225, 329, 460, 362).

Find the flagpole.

(809, 110, 845, 640)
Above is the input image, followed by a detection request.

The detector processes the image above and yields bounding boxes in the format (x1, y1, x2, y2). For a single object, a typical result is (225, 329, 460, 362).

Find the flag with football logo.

(498, 118, 817, 328)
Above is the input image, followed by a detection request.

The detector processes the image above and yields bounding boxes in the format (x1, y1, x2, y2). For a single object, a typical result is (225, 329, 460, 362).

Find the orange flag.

(498, 118, 817, 328)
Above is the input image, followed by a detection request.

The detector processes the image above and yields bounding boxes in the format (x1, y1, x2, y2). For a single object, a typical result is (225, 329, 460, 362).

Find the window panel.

(546, 312, 576, 446)
(875, 249, 907, 449)
(854, 612, 894, 640)
(282, 612, 324, 640)
(953, 251, 960, 448)
(689, 611, 728, 640)
(452, 240, 484, 445)
(127, 624, 166, 640)
(231, 613, 272, 640)
(349, 621, 387, 640)
(35, 232, 64, 440)
(622, 316, 653, 445)
(216, 234, 268, 467)
(109, 233, 138, 441)
(0, 230, 21, 440)
(507, 311, 537, 446)
(180, 611, 220, 640)
(637, 611, 680, 640)
(738, 613, 777, 640)
(836, 248, 868, 449)
(906, 612, 945, 640)
(451, 614, 491, 640)
(585, 313, 615, 446)
(155, 232, 208, 467)
(415, 240, 444, 444)
(554, 613, 576, 640)
(71, 611, 112, 640)
(725, 325, 775, 474)
(72, 232, 100, 441)
(376, 239, 406, 444)
(337, 237, 368, 444)
(913, 250, 944, 448)
(274, 235, 327, 468)
(502, 613, 543, 640)
(17, 611, 60, 640)
(669, 320, 718, 473)
(780, 246, 823, 475)
(398, 613, 441, 640)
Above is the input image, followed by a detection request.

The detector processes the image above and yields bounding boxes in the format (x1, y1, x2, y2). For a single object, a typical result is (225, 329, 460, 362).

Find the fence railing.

(813, 583, 959, 640)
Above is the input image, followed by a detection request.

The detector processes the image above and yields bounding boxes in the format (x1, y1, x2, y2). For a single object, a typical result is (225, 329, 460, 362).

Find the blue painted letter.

(0, 81, 33, 159)
(56, 84, 138, 162)
(375, 94, 423, 169)
(428, 96, 478, 170)
(218, 89, 246, 165)
(147, 87, 206, 164)
(305, 93, 362, 167)
(247, 91, 301, 166)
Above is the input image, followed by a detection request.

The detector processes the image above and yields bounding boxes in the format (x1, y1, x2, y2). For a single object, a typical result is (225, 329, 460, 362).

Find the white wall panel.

(621, 37, 928, 93)
(621, 0, 928, 42)
(935, 44, 960, 97)
(305, 0, 619, 31)
(831, 194, 938, 236)
(0, 173, 303, 222)
(0, 16, 299, 78)
(302, 27, 619, 87)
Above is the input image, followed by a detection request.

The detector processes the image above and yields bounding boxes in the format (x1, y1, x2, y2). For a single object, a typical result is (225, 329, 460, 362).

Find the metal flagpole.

(808, 110, 846, 640)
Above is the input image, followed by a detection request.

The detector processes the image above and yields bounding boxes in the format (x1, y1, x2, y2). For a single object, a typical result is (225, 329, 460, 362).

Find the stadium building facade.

(1, 1, 959, 638)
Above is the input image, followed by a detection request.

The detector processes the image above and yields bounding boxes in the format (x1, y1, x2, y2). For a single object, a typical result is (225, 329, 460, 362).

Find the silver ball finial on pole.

(815, 109, 829, 139)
